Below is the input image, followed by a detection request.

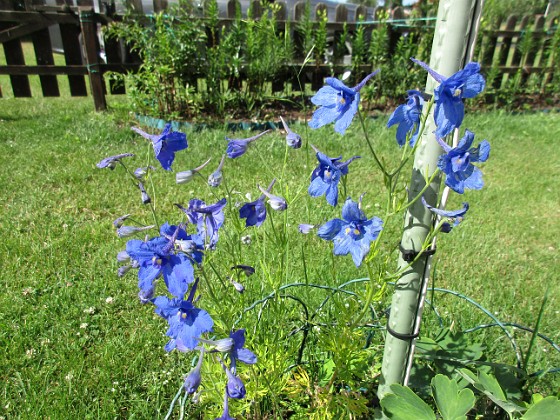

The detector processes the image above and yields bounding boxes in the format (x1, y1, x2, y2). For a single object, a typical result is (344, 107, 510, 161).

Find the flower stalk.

(377, 0, 483, 402)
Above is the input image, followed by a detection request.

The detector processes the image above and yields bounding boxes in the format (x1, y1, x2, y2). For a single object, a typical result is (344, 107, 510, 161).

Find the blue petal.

(308, 177, 329, 198)
(163, 254, 194, 298)
(311, 85, 339, 106)
(309, 106, 339, 129)
(387, 104, 405, 128)
(341, 199, 365, 223)
(165, 131, 188, 152)
(317, 218, 344, 240)
(471, 140, 490, 162)
(236, 348, 257, 364)
(334, 93, 359, 134)
(462, 166, 484, 190)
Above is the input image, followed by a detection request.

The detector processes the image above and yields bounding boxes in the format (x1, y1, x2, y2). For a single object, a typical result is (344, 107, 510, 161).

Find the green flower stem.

(377, 0, 481, 403)
(357, 110, 389, 179)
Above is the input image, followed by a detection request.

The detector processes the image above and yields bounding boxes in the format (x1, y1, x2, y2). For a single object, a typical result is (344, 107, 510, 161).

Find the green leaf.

(431, 374, 476, 420)
(457, 369, 525, 415)
(522, 396, 560, 420)
(381, 384, 436, 420)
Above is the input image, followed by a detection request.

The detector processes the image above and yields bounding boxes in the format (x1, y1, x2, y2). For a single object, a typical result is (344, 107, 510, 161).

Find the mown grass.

(0, 93, 558, 418)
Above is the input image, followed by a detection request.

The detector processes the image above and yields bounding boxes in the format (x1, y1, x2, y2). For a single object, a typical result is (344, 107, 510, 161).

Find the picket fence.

(0, 0, 558, 110)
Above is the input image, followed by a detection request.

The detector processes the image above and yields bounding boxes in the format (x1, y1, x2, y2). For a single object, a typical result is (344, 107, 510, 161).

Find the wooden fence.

(0, 0, 558, 111)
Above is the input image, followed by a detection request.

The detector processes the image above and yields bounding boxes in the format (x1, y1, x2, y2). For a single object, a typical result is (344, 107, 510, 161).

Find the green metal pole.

(377, 0, 481, 402)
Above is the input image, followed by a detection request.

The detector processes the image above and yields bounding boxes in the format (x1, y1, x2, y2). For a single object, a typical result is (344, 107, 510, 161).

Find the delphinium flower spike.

(318, 197, 383, 267)
(411, 58, 485, 138)
(421, 197, 469, 233)
(309, 70, 379, 134)
(387, 90, 424, 147)
(226, 130, 271, 159)
(208, 154, 226, 187)
(131, 123, 188, 171)
(308, 144, 360, 207)
(176, 158, 212, 184)
(436, 129, 490, 194)
(279, 116, 302, 149)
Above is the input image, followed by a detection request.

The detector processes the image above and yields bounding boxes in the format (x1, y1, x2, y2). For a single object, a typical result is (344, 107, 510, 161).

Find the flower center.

(152, 256, 163, 266)
(453, 88, 462, 97)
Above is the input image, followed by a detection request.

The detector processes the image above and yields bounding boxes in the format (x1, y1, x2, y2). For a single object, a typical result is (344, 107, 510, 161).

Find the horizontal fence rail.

(0, 0, 558, 111)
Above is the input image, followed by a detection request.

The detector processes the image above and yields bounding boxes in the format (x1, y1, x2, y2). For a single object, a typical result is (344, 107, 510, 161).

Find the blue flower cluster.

(384, 59, 491, 229)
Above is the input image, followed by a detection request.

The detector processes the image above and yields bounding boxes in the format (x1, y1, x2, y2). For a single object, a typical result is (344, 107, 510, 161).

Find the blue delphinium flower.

(218, 359, 246, 399)
(421, 197, 469, 233)
(183, 348, 204, 394)
(411, 58, 485, 138)
(280, 116, 302, 149)
(96, 153, 134, 169)
(436, 129, 490, 194)
(126, 223, 199, 299)
(132, 123, 188, 171)
(176, 198, 227, 249)
(176, 158, 212, 184)
(258, 182, 287, 211)
(239, 179, 275, 227)
(133, 165, 155, 180)
(208, 154, 226, 188)
(229, 329, 257, 372)
(113, 214, 131, 227)
(318, 198, 383, 267)
(226, 130, 271, 159)
(116, 224, 155, 238)
(309, 145, 360, 207)
(309, 70, 379, 134)
(137, 182, 151, 204)
(298, 223, 316, 234)
(387, 90, 424, 147)
(153, 279, 214, 351)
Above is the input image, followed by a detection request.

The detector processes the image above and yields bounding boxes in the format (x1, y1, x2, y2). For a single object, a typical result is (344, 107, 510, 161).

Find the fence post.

(377, 0, 483, 406)
(79, 8, 106, 111)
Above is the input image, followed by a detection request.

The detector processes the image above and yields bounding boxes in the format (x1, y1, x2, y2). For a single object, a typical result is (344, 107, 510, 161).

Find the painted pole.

(377, 0, 482, 402)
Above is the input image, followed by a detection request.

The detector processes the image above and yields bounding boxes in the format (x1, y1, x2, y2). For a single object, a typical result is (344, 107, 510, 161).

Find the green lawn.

(0, 95, 558, 418)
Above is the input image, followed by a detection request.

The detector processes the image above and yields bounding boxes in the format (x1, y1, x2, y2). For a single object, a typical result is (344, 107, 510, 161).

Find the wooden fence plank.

(502, 15, 529, 87)
(31, 27, 60, 96)
(520, 15, 545, 86)
(541, 15, 559, 90)
(491, 15, 517, 89)
(59, 21, 87, 96)
(1, 24, 32, 97)
(79, 8, 106, 110)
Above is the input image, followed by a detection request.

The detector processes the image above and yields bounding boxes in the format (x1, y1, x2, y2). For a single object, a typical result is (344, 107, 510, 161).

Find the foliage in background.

(103, 0, 560, 120)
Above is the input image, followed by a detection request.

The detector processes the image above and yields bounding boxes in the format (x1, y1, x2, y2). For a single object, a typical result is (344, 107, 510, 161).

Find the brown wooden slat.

(0, 64, 87, 75)
(79, 8, 106, 110)
(31, 27, 60, 96)
(502, 15, 529, 87)
(59, 21, 87, 96)
(492, 15, 517, 89)
(0, 10, 81, 24)
(1, 23, 31, 97)
(0, 22, 49, 43)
